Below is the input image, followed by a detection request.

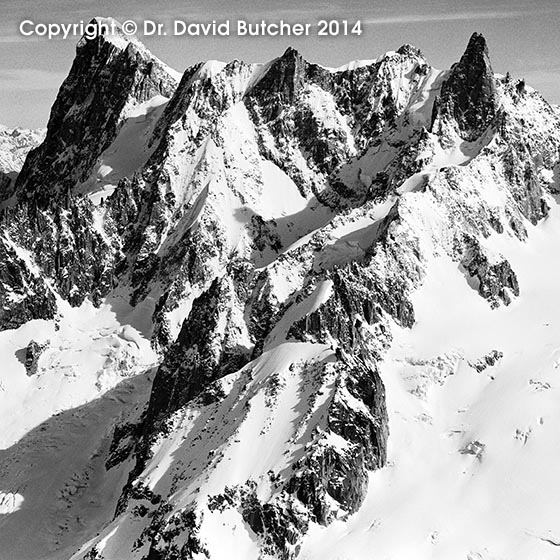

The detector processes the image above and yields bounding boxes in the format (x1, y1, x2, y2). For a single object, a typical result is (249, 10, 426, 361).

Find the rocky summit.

(1, 18, 560, 560)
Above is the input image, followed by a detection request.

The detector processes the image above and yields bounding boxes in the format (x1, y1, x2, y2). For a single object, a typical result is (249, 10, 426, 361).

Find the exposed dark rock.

(3, 198, 117, 309)
(144, 511, 209, 559)
(0, 21, 179, 328)
(286, 360, 388, 524)
(247, 269, 282, 358)
(502, 146, 550, 226)
(288, 266, 411, 356)
(24, 339, 49, 376)
(469, 349, 504, 373)
(248, 47, 311, 119)
(144, 276, 251, 429)
(460, 440, 486, 460)
(105, 420, 143, 470)
(0, 171, 13, 201)
(212, 483, 309, 560)
(432, 32, 498, 141)
(132, 498, 209, 560)
(248, 214, 283, 253)
(242, 496, 308, 560)
(16, 19, 178, 207)
(461, 236, 519, 307)
(0, 237, 57, 330)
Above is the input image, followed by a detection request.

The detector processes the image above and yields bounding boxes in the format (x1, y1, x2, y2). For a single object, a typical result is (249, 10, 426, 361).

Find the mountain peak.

(396, 43, 424, 59)
(431, 31, 497, 141)
(464, 32, 489, 56)
(281, 45, 305, 62)
(458, 32, 493, 78)
(4, 29, 560, 560)
(247, 45, 309, 111)
(76, 17, 147, 55)
(15, 16, 180, 206)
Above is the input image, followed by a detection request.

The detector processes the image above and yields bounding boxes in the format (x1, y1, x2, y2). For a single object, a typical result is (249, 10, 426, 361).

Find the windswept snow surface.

(300, 203, 560, 560)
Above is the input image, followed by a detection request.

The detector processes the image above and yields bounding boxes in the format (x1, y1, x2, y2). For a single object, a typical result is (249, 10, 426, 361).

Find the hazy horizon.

(1, 0, 559, 129)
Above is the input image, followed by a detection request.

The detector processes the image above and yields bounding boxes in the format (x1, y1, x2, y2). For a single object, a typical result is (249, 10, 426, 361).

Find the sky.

(0, 0, 559, 128)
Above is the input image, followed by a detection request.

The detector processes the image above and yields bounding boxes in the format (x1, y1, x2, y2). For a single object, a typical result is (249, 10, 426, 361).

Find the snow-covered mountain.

(0, 125, 45, 202)
(0, 125, 45, 175)
(2, 18, 560, 560)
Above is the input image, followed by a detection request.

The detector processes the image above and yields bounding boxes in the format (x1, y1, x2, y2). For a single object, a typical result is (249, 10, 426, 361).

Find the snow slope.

(1, 28, 560, 560)
(301, 202, 560, 560)
(0, 370, 154, 560)
(65, 197, 560, 560)
(77, 95, 170, 205)
(0, 298, 156, 448)
(0, 298, 157, 559)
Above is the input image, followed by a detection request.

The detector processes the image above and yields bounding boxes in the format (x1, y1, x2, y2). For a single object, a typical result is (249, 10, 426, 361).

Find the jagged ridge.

(1, 25, 560, 560)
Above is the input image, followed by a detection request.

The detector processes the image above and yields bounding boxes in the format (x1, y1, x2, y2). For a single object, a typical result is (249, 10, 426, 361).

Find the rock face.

(468, 349, 503, 373)
(15, 17, 178, 207)
(2, 23, 560, 560)
(145, 275, 251, 428)
(461, 235, 519, 307)
(0, 237, 56, 330)
(0, 18, 180, 319)
(432, 32, 498, 141)
(286, 359, 388, 523)
(24, 339, 49, 376)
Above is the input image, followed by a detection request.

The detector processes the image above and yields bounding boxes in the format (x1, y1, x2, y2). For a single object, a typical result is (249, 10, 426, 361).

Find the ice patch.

(0, 491, 24, 515)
